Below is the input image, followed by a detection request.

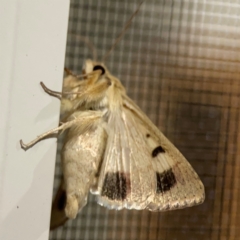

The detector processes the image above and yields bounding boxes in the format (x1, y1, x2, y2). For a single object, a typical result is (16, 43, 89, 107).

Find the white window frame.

(0, 1, 69, 239)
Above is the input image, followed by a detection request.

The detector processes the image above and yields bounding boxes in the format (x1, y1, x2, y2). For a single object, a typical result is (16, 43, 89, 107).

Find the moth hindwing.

(20, 59, 205, 220)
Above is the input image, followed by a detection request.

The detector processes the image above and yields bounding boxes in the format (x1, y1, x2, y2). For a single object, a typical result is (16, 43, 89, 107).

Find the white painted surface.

(0, 1, 69, 239)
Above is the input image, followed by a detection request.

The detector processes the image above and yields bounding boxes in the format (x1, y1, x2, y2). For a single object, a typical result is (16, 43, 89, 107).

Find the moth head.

(83, 59, 126, 94)
(83, 59, 107, 76)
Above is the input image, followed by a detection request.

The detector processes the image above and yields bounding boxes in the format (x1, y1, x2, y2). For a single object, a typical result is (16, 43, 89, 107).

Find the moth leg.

(20, 124, 65, 150)
(40, 81, 75, 118)
(40, 67, 80, 99)
(40, 82, 62, 100)
(20, 112, 102, 150)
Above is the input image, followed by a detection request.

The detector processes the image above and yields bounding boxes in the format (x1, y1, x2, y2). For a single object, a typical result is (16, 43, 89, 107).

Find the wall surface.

(0, 1, 69, 240)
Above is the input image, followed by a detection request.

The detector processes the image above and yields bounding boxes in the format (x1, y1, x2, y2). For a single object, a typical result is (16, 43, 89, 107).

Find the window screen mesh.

(49, 0, 240, 239)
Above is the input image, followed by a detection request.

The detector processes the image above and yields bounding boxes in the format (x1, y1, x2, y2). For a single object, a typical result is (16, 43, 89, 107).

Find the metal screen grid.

(50, 0, 240, 239)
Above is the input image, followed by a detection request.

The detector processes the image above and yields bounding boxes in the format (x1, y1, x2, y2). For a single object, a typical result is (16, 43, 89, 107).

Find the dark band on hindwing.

(156, 169, 176, 193)
(102, 172, 129, 200)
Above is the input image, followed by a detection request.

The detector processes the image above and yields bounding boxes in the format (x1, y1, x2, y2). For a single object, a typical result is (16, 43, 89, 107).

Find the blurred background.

(49, 0, 240, 239)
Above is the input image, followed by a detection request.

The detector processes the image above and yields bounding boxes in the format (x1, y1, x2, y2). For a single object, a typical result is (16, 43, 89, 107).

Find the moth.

(21, 59, 205, 216)
(20, 2, 205, 229)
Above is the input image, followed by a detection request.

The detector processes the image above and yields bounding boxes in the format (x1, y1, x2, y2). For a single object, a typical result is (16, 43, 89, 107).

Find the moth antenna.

(68, 34, 98, 61)
(102, 1, 144, 62)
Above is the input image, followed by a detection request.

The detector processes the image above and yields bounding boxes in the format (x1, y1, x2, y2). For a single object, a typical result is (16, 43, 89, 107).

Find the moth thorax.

(107, 86, 123, 111)
(85, 96, 109, 111)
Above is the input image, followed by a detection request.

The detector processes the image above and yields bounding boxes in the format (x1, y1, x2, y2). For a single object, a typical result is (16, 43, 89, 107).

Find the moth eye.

(93, 65, 105, 75)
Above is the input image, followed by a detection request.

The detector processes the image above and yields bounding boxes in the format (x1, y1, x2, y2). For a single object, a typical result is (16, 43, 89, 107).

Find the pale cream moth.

(20, 2, 205, 228)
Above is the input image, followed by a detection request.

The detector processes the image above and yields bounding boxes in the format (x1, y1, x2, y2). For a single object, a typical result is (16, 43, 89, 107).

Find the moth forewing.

(122, 95, 205, 210)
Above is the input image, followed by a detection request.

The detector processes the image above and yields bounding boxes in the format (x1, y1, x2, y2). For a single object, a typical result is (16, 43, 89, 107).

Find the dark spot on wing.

(152, 146, 165, 157)
(93, 65, 105, 75)
(101, 172, 128, 200)
(146, 133, 150, 138)
(156, 169, 176, 193)
(57, 190, 67, 210)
